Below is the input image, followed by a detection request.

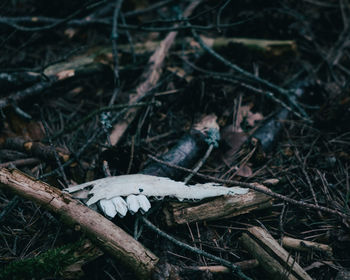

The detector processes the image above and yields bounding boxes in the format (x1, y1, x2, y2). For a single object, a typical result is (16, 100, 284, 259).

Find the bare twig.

(191, 29, 309, 120)
(140, 216, 251, 280)
(184, 144, 214, 184)
(111, 0, 124, 96)
(0, 168, 159, 280)
(109, 0, 202, 146)
(148, 155, 350, 219)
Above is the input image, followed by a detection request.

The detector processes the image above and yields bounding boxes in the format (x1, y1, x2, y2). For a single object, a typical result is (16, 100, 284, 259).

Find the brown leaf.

(236, 164, 253, 177)
(239, 104, 263, 127)
(7, 110, 45, 140)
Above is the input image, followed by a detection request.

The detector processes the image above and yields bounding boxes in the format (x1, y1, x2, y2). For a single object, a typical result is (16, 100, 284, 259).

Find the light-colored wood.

(0, 168, 159, 280)
(109, 0, 202, 147)
(194, 259, 259, 273)
(163, 184, 273, 226)
(240, 232, 298, 280)
(282, 236, 333, 255)
(240, 226, 312, 280)
(202, 36, 297, 57)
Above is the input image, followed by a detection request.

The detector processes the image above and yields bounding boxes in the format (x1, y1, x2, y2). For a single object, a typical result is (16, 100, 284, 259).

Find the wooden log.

(163, 183, 273, 226)
(240, 226, 312, 280)
(0, 168, 159, 280)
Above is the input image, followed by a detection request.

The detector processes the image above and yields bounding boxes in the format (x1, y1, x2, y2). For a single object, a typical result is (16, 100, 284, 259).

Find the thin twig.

(140, 216, 252, 280)
(41, 110, 69, 186)
(0, 0, 109, 32)
(111, 0, 124, 96)
(51, 101, 160, 140)
(184, 144, 214, 184)
(0, 196, 20, 223)
(148, 155, 349, 219)
(191, 29, 309, 120)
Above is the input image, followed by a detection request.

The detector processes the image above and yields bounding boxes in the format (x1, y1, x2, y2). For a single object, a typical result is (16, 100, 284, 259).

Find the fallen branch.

(3, 137, 71, 163)
(149, 155, 350, 219)
(163, 184, 273, 226)
(184, 259, 259, 274)
(0, 168, 158, 280)
(108, 0, 202, 146)
(282, 237, 333, 255)
(240, 227, 312, 280)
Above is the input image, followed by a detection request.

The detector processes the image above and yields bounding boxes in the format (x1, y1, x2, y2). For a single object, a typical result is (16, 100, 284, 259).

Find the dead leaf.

(236, 164, 253, 177)
(239, 104, 263, 127)
(64, 28, 79, 39)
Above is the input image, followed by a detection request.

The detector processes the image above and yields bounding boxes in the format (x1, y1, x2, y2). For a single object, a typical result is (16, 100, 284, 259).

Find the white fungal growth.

(64, 174, 248, 218)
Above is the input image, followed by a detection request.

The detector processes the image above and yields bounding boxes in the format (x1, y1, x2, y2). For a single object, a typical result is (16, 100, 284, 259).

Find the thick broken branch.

(240, 227, 312, 280)
(163, 184, 273, 226)
(0, 168, 158, 280)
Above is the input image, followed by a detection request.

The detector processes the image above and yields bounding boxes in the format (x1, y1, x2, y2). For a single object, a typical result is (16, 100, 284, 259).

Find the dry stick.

(40, 104, 132, 179)
(4, 138, 71, 164)
(124, 0, 175, 17)
(41, 112, 69, 186)
(234, 79, 302, 121)
(0, 78, 56, 110)
(148, 155, 349, 219)
(191, 29, 310, 121)
(140, 216, 252, 280)
(108, 0, 202, 146)
(0, 158, 40, 168)
(51, 101, 160, 140)
(0, 1, 108, 32)
(0, 168, 159, 280)
(295, 148, 322, 218)
(111, 0, 124, 95)
(0, 195, 20, 223)
(182, 59, 306, 121)
(184, 144, 214, 184)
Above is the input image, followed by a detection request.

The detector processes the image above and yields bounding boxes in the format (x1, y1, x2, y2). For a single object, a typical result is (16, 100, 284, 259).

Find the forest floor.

(0, 1, 349, 279)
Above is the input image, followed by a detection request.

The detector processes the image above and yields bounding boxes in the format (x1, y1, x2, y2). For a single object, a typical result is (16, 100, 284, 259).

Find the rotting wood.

(0, 168, 159, 280)
(240, 226, 312, 280)
(163, 184, 273, 226)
